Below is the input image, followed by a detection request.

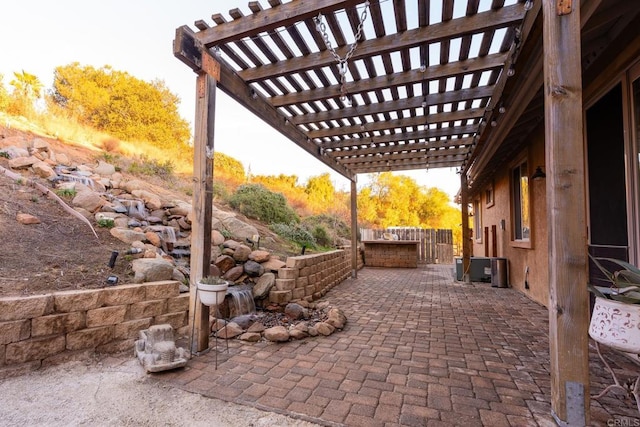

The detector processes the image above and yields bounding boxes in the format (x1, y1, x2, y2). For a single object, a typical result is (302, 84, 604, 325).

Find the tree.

(305, 173, 336, 213)
(0, 74, 9, 111)
(8, 70, 42, 117)
(213, 152, 246, 188)
(50, 63, 191, 149)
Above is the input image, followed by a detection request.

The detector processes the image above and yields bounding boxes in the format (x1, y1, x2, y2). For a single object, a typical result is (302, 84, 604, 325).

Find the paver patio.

(156, 265, 640, 426)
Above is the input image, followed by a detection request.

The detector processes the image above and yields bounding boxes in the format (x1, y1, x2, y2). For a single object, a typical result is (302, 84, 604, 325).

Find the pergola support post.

(350, 178, 358, 278)
(543, 1, 590, 424)
(189, 71, 217, 354)
(460, 173, 471, 283)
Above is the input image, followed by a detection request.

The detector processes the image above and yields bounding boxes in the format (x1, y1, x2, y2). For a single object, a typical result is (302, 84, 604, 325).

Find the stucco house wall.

(472, 126, 549, 307)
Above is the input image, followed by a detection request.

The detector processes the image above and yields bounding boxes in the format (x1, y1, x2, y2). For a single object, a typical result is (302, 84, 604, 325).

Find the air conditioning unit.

(455, 257, 492, 282)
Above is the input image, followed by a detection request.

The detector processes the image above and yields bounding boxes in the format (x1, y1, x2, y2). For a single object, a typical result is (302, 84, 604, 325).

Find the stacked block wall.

(0, 280, 188, 378)
(269, 249, 358, 305)
(363, 242, 418, 268)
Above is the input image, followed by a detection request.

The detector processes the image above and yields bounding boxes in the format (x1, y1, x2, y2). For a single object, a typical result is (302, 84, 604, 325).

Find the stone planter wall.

(0, 280, 188, 378)
(269, 249, 356, 305)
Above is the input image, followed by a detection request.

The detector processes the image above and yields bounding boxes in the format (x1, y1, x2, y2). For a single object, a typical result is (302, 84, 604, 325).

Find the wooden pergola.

(173, 1, 620, 424)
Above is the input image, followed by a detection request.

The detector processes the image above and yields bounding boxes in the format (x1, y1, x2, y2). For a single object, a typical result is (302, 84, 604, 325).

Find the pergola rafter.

(175, 0, 532, 177)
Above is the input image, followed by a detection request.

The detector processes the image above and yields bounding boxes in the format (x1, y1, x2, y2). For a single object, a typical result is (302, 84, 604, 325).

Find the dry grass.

(1, 111, 194, 174)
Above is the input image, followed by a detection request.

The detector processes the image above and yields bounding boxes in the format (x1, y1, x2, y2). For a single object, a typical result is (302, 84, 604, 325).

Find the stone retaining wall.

(0, 250, 364, 377)
(0, 280, 188, 378)
(269, 249, 355, 305)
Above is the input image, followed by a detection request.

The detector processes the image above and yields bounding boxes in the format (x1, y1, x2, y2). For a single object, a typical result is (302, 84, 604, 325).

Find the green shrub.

(229, 184, 299, 225)
(55, 188, 77, 198)
(97, 217, 115, 228)
(127, 155, 174, 178)
(270, 222, 317, 250)
(0, 151, 9, 159)
(310, 225, 331, 247)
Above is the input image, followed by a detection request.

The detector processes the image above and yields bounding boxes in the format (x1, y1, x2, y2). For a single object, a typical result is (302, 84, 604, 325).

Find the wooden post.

(543, 0, 590, 424)
(461, 173, 471, 283)
(189, 71, 217, 354)
(350, 178, 358, 278)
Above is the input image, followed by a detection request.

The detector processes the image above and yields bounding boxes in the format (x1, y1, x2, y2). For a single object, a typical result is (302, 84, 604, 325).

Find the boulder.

(211, 229, 225, 246)
(243, 260, 264, 277)
(221, 217, 259, 240)
(239, 332, 262, 342)
(289, 328, 308, 340)
(315, 322, 335, 336)
(72, 190, 104, 212)
(247, 322, 266, 333)
(110, 228, 147, 244)
(261, 258, 286, 272)
(217, 322, 244, 339)
(222, 265, 244, 282)
(94, 161, 116, 176)
(249, 250, 270, 263)
(9, 155, 39, 169)
(284, 303, 306, 321)
(253, 273, 275, 299)
(327, 307, 347, 330)
(32, 161, 57, 179)
(214, 255, 236, 273)
(233, 244, 252, 262)
(131, 189, 162, 211)
(264, 326, 290, 342)
(131, 258, 174, 283)
(16, 213, 40, 225)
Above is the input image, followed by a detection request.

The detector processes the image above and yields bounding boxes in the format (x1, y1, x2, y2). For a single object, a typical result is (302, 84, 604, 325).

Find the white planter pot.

(197, 282, 229, 307)
(589, 296, 640, 353)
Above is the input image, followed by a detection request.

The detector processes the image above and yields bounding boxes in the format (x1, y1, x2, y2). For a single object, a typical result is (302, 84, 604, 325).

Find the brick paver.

(155, 265, 640, 426)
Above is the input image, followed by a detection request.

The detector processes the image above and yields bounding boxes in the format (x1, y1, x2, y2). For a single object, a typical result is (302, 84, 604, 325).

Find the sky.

(0, 0, 462, 199)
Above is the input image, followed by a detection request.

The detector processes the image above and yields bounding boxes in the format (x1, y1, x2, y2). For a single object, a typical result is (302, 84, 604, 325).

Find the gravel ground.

(0, 354, 320, 427)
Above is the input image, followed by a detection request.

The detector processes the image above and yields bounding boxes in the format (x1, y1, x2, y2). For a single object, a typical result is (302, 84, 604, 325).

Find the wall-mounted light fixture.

(531, 166, 546, 180)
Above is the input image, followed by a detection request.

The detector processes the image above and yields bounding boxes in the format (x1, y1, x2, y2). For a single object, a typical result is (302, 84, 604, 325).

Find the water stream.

(227, 285, 256, 318)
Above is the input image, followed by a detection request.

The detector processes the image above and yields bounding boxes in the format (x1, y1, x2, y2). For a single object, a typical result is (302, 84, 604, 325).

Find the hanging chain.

(314, 1, 369, 103)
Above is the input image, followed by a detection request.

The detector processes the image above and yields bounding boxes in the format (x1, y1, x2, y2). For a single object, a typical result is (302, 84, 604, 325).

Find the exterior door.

(586, 84, 628, 276)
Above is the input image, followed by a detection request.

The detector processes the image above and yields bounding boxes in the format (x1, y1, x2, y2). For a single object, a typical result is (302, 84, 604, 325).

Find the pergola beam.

(269, 53, 507, 107)
(239, 5, 524, 82)
(196, 0, 363, 47)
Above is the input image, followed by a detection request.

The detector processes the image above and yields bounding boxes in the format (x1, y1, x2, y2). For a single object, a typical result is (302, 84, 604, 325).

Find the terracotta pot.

(589, 296, 640, 353)
(197, 281, 229, 307)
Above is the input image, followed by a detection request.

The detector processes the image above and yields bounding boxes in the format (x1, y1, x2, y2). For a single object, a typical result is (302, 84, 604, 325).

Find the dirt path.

(0, 354, 320, 427)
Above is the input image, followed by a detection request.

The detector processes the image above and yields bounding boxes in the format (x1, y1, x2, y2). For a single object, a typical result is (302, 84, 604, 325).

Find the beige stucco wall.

(472, 126, 549, 307)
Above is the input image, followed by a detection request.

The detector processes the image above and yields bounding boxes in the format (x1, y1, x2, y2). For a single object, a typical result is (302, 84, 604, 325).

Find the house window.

(512, 161, 530, 241)
(485, 183, 494, 208)
(473, 198, 482, 242)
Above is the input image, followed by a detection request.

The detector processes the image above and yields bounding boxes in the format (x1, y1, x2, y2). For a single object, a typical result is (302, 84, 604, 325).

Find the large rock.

(131, 258, 174, 283)
(8, 155, 39, 169)
(261, 258, 286, 272)
(72, 190, 105, 212)
(214, 255, 236, 273)
(131, 189, 162, 211)
(221, 217, 259, 240)
(264, 326, 290, 342)
(217, 322, 244, 339)
(16, 213, 40, 225)
(249, 250, 270, 263)
(243, 260, 264, 277)
(284, 303, 306, 321)
(253, 273, 275, 299)
(110, 227, 147, 244)
(222, 265, 244, 282)
(326, 308, 347, 329)
(239, 332, 262, 342)
(0, 146, 29, 159)
(94, 161, 116, 176)
(233, 244, 252, 262)
(211, 229, 225, 246)
(315, 322, 336, 336)
(32, 161, 57, 179)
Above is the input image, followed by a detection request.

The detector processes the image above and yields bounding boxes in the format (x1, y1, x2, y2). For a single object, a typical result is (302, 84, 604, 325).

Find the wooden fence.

(359, 227, 454, 264)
